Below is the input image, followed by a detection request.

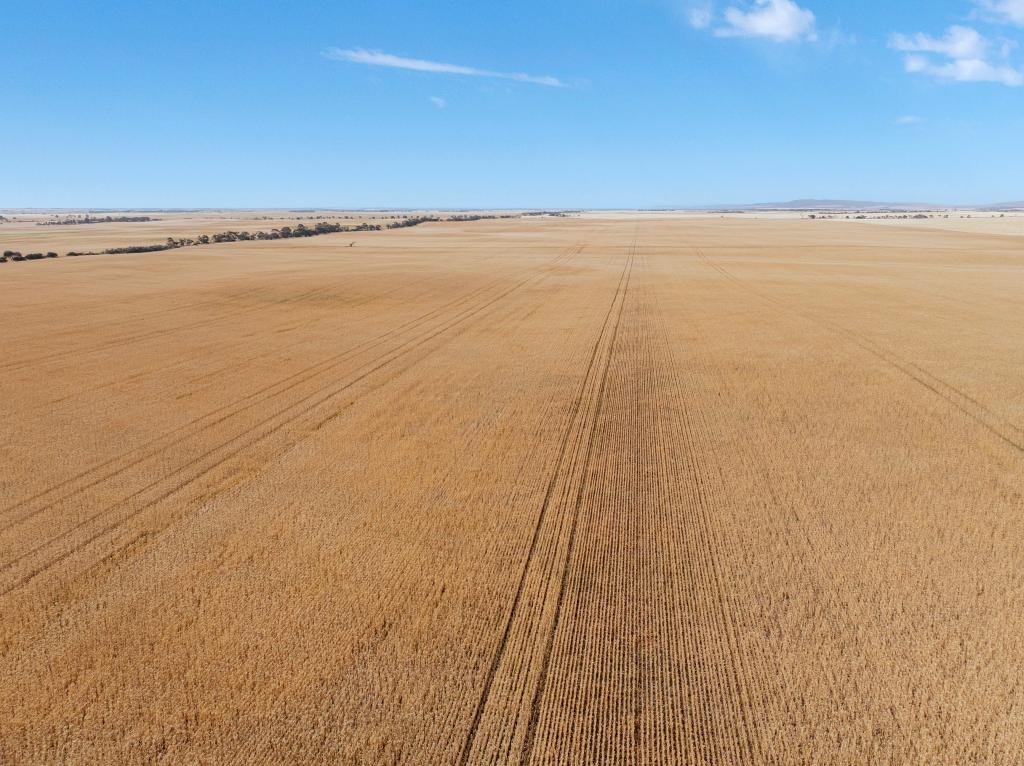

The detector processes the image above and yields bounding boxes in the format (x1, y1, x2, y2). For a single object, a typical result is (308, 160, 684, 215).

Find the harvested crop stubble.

(2, 215, 1024, 764)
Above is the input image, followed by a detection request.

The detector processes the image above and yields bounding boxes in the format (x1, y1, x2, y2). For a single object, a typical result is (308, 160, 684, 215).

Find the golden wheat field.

(2, 214, 1024, 764)
(0, 210, 409, 255)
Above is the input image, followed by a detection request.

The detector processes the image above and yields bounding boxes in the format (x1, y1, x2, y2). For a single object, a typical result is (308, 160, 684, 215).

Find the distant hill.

(704, 199, 1024, 212)
(737, 199, 940, 211)
(979, 201, 1024, 210)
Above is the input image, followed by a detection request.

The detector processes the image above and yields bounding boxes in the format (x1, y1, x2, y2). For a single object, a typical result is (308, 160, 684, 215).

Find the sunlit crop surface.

(2, 214, 1023, 764)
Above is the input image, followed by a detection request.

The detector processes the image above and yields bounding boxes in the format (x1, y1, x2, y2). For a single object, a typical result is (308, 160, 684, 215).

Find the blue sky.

(4, 0, 1023, 207)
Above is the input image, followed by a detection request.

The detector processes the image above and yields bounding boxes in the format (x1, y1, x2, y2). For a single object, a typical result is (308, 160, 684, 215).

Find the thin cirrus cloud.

(688, 3, 714, 29)
(325, 48, 565, 87)
(977, 0, 1024, 26)
(889, 25, 1024, 87)
(690, 0, 818, 42)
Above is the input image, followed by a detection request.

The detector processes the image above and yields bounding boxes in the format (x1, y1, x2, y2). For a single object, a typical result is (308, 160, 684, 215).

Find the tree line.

(2, 213, 516, 261)
(106, 218, 433, 254)
(2, 250, 58, 262)
(104, 215, 516, 254)
(37, 215, 155, 226)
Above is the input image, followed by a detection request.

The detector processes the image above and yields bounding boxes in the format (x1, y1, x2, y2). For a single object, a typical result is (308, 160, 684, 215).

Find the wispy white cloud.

(891, 26, 990, 59)
(714, 0, 817, 42)
(429, 96, 447, 109)
(687, 3, 714, 29)
(896, 115, 923, 125)
(905, 54, 1023, 85)
(324, 48, 564, 87)
(890, 26, 1023, 86)
(977, 0, 1024, 26)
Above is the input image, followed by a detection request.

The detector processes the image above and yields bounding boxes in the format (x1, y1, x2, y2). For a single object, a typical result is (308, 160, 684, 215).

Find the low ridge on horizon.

(706, 199, 1024, 211)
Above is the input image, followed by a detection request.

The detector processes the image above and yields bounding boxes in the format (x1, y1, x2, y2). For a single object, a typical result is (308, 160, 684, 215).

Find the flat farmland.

(0, 210, 408, 254)
(2, 216, 1024, 764)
